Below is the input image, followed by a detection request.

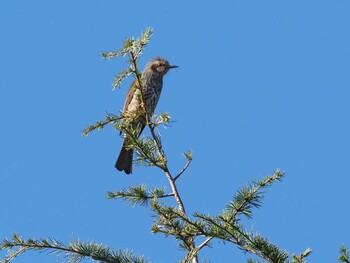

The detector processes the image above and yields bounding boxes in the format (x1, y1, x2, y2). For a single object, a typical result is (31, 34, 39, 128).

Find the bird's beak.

(169, 65, 178, 69)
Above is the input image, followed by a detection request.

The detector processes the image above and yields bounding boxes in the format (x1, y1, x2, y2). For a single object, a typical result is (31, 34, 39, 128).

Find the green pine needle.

(0, 234, 148, 263)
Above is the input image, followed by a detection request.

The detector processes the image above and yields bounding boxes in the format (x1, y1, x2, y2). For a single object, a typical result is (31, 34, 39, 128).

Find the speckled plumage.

(115, 57, 178, 174)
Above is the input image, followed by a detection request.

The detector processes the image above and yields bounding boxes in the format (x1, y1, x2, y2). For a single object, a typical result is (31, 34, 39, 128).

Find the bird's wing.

(119, 80, 137, 136)
(122, 79, 137, 113)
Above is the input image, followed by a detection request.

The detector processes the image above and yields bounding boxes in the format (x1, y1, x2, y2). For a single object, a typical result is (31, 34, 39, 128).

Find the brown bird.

(115, 57, 178, 174)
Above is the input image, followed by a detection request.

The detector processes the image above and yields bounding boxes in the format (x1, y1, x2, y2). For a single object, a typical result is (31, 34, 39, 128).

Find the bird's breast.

(142, 80, 163, 114)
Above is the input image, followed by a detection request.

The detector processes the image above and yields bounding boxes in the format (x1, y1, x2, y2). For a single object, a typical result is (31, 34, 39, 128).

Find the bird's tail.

(115, 124, 145, 175)
(115, 140, 133, 174)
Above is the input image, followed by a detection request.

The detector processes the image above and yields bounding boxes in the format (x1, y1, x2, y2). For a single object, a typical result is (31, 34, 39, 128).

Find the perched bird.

(116, 57, 178, 174)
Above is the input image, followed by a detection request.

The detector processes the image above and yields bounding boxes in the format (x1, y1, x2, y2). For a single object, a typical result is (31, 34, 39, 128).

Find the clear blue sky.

(1, 1, 350, 262)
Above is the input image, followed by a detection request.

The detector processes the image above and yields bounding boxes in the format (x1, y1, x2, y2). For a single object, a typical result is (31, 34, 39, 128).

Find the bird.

(115, 57, 178, 174)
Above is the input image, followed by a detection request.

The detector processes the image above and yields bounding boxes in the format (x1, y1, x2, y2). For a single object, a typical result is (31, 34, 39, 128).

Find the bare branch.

(174, 158, 192, 182)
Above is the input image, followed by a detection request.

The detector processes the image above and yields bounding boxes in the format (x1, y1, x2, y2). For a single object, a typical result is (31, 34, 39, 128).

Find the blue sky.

(1, 1, 350, 262)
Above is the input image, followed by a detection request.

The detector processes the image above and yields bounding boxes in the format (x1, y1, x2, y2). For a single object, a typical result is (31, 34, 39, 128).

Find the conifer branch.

(0, 234, 148, 263)
(339, 246, 350, 263)
(113, 68, 133, 90)
(291, 248, 312, 263)
(174, 151, 192, 181)
(101, 28, 152, 60)
(107, 185, 172, 206)
(82, 113, 121, 136)
(229, 169, 284, 220)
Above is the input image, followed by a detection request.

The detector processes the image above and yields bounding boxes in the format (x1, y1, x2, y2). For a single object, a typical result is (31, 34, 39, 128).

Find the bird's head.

(148, 57, 178, 76)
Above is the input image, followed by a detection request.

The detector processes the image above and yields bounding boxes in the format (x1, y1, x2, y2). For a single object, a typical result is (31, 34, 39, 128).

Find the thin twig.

(149, 125, 166, 165)
(148, 193, 174, 199)
(174, 158, 192, 181)
(157, 193, 174, 198)
(197, 237, 213, 251)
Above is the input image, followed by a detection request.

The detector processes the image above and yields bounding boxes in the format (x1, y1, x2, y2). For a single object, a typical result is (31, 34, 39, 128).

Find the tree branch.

(1, 234, 148, 263)
(174, 158, 192, 181)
